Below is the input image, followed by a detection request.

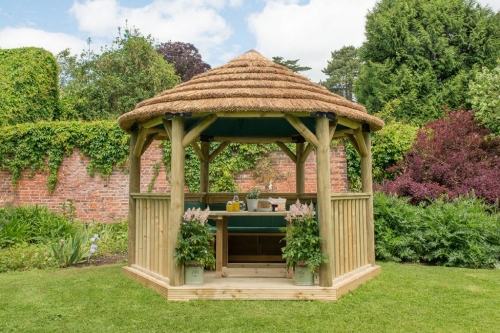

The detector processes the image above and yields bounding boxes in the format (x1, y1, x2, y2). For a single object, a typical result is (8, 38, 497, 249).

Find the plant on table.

(280, 200, 328, 273)
(246, 187, 261, 199)
(174, 207, 215, 269)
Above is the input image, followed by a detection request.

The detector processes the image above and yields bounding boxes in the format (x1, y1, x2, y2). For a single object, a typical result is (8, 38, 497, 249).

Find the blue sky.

(1, 0, 499, 82)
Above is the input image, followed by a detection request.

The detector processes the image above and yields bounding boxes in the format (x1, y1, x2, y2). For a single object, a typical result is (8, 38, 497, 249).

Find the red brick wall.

(0, 141, 347, 222)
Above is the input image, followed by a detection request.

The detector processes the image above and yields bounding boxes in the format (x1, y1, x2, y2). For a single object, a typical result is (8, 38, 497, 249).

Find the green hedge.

(0, 47, 59, 126)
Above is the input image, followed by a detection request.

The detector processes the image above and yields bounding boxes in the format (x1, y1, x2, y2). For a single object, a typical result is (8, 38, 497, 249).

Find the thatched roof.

(117, 50, 384, 133)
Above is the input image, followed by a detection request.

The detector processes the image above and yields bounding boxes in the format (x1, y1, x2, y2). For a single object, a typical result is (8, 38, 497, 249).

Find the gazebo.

(117, 50, 384, 301)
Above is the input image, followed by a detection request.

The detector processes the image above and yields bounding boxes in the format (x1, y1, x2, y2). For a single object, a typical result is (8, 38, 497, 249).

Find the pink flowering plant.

(280, 200, 328, 273)
(174, 207, 215, 269)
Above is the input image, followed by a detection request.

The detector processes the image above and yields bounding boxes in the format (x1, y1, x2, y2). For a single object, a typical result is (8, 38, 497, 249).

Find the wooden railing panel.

(133, 195, 171, 277)
(331, 194, 370, 278)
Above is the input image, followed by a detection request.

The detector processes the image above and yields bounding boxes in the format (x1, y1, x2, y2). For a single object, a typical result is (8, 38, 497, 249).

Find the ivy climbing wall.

(0, 141, 347, 223)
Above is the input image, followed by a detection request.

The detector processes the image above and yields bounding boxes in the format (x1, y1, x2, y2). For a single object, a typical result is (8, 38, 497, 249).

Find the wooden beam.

(168, 117, 185, 286)
(193, 111, 295, 118)
(329, 120, 338, 142)
(360, 132, 375, 266)
(133, 127, 148, 158)
(353, 127, 368, 157)
(275, 141, 297, 163)
(141, 116, 165, 129)
(316, 116, 333, 287)
(299, 143, 314, 164)
(128, 131, 141, 266)
(284, 114, 319, 148)
(208, 141, 231, 163)
(161, 119, 172, 140)
(200, 142, 210, 193)
(296, 142, 305, 194)
(141, 133, 158, 155)
(190, 142, 205, 162)
(182, 114, 218, 148)
(212, 136, 294, 143)
(337, 116, 361, 130)
(345, 134, 361, 155)
(332, 128, 354, 139)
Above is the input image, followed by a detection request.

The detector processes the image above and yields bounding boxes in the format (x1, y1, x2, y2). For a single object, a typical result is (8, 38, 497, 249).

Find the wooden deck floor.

(123, 264, 381, 301)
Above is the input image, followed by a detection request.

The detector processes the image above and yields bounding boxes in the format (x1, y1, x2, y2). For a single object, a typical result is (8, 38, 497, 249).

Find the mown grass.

(0, 262, 498, 333)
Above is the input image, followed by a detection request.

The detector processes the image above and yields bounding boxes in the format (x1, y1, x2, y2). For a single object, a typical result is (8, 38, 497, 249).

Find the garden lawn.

(0, 262, 498, 333)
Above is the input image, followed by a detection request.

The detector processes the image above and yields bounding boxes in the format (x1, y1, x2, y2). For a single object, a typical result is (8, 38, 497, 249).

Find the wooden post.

(200, 142, 210, 194)
(128, 131, 141, 266)
(168, 117, 185, 286)
(296, 142, 305, 194)
(316, 117, 333, 287)
(360, 131, 375, 265)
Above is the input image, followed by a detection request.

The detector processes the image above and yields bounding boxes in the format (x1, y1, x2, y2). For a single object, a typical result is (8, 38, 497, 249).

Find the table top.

(208, 210, 289, 218)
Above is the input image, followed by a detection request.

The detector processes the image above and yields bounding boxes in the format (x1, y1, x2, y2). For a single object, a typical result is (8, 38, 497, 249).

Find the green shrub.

(374, 192, 500, 268)
(50, 227, 91, 267)
(0, 205, 77, 247)
(0, 47, 59, 126)
(0, 243, 56, 273)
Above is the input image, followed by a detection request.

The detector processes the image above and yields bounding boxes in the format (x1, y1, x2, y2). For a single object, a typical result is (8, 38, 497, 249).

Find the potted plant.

(174, 207, 215, 285)
(246, 187, 261, 212)
(280, 200, 328, 285)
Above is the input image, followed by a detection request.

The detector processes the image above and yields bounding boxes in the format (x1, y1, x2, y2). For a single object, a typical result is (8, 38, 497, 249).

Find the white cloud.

(248, 0, 374, 82)
(70, 0, 236, 62)
(0, 27, 88, 55)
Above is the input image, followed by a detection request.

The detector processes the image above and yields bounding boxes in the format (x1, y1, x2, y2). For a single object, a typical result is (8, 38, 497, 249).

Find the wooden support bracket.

(161, 119, 172, 140)
(133, 127, 148, 158)
(275, 141, 297, 163)
(329, 120, 338, 142)
(345, 134, 361, 155)
(208, 141, 230, 163)
(141, 133, 159, 155)
(299, 143, 315, 164)
(337, 116, 361, 130)
(182, 114, 218, 148)
(353, 127, 368, 157)
(284, 115, 319, 148)
(190, 142, 206, 162)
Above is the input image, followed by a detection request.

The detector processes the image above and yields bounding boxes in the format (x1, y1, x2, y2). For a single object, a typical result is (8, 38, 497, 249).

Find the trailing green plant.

(0, 47, 59, 126)
(0, 121, 129, 191)
(280, 200, 328, 273)
(162, 141, 272, 192)
(374, 192, 500, 268)
(174, 208, 215, 268)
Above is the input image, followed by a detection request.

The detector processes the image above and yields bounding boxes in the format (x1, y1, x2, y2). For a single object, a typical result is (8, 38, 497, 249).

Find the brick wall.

(0, 141, 347, 222)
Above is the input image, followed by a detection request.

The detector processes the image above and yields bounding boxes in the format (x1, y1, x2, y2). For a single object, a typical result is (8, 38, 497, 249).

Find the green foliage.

(162, 142, 271, 192)
(57, 27, 180, 120)
(374, 192, 500, 268)
(0, 205, 77, 248)
(0, 47, 59, 125)
(50, 227, 91, 267)
(0, 243, 55, 273)
(468, 60, 500, 135)
(272, 56, 311, 73)
(280, 201, 328, 273)
(321, 45, 361, 101)
(0, 121, 129, 191)
(355, 0, 500, 125)
(345, 122, 418, 190)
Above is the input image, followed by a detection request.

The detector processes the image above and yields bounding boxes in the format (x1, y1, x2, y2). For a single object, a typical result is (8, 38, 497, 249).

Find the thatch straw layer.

(118, 50, 384, 132)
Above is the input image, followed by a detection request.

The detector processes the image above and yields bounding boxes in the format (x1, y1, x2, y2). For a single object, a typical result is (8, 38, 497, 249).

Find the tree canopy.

(321, 46, 361, 101)
(468, 60, 500, 135)
(156, 41, 211, 82)
(354, 0, 500, 126)
(272, 56, 311, 73)
(57, 28, 180, 121)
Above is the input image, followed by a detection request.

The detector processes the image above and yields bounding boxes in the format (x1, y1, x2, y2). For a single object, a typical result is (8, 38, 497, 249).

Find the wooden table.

(208, 210, 289, 277)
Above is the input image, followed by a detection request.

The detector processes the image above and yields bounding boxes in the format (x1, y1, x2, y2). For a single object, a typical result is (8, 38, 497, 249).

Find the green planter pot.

(295, 264, 314, 286)
(185, 263, 204, 285)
